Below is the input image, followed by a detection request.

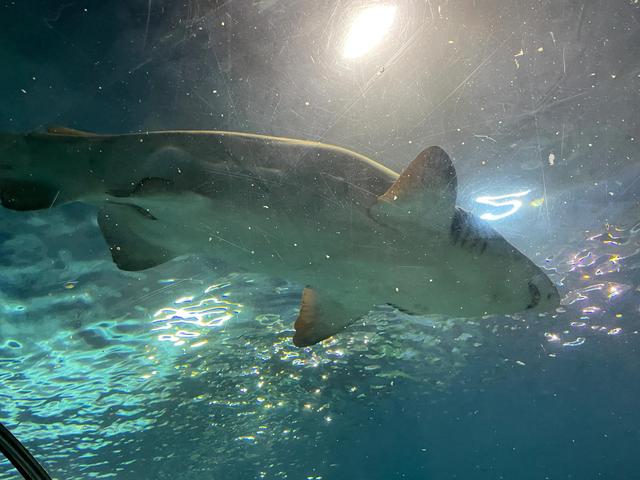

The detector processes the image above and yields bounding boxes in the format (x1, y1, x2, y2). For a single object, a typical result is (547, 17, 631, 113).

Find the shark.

(0, 127, 560, 346)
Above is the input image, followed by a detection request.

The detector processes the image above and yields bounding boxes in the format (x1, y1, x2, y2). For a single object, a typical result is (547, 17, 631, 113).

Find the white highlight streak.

(475, 190, 531, 221)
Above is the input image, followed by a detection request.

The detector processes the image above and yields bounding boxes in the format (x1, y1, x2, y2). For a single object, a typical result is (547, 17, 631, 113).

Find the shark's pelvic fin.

(132, 177, 175, 195)
(98, 203, 177, 271)
(45, 126, 98, 137)
(370, 146, 457, 230)
(108, 177, 175, 198)
(293, 287, 368, 347)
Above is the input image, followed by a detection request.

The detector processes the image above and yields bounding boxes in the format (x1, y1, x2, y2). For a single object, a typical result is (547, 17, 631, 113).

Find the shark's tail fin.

(0, 127, 101, 211)
(0, 179, 60, 211)
(0, 133, 61, 211)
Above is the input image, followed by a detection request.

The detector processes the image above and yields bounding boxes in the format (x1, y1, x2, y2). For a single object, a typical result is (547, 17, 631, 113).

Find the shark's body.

(0, 128, 559, 346)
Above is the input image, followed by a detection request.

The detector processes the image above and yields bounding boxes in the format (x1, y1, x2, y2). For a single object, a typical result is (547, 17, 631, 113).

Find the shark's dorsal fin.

(46, 126, 98, 137)
(370, 146, 457, 230)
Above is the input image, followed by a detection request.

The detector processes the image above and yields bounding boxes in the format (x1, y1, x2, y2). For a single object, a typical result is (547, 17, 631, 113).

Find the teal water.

(1, 1, 639, 479)
(1, 203, 639, 479)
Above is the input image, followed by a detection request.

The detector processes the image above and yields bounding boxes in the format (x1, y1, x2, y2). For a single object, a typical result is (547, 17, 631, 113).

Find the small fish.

(0, 127, 560, 346)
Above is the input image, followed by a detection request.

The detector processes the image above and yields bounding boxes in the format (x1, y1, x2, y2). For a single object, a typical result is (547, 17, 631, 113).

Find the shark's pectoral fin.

(293, 287, 368, 347)
(97, 203, 177, 271)
(370, 146, 457, 230)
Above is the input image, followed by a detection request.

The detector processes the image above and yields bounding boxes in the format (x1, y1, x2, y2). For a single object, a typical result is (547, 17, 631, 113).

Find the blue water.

(1, 1, 639, 479)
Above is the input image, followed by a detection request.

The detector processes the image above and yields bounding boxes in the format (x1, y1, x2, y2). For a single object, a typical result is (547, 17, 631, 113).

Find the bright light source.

(342, 5, 397, 59)
(475, 190, 531, 221)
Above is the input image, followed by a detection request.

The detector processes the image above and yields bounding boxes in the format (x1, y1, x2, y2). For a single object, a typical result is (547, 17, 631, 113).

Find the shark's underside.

(0, 127, 560, 346)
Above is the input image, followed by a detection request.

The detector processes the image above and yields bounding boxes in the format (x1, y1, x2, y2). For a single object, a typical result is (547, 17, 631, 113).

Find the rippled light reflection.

(151, 285, 242, 347)
(342, 5, 397, 59)
(548, 219, 640, 349)
(562, 337, 586, 347)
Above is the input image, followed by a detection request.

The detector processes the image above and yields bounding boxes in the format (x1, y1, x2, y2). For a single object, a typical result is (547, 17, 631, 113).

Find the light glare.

(475, 190, 531, 221)
(343, 5, 397, 59)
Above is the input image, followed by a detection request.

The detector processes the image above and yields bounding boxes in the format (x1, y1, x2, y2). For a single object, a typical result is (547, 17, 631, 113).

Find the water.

(1, 1, 639, 479)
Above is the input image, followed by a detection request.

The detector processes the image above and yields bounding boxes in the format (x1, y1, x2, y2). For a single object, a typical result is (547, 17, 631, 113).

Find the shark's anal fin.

(97, 203, 176, 271)
(370, 146, 457, 230)
(293, 287, 368, 347)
